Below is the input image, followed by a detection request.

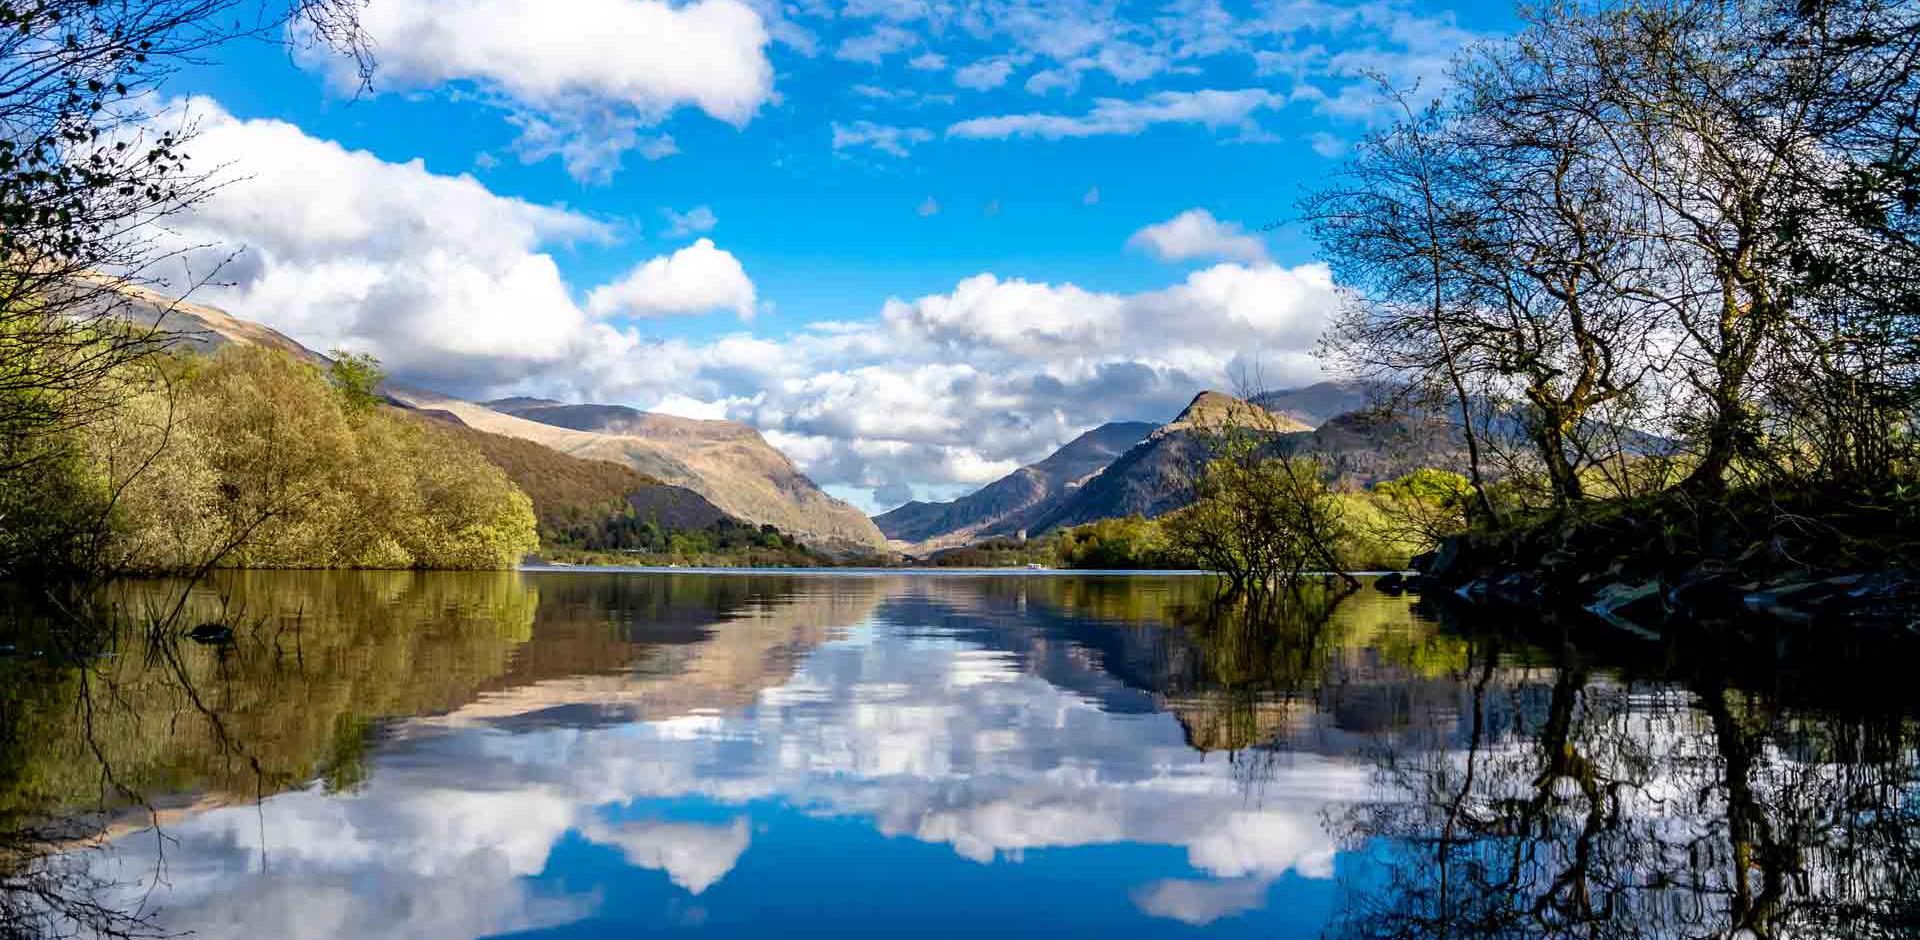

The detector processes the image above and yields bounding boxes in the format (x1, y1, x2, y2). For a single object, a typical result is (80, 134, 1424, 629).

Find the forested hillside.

(1, 346, 539, 575)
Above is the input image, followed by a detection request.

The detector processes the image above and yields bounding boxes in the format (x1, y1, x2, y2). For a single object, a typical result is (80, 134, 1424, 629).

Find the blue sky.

(152, 0, 1516, 511)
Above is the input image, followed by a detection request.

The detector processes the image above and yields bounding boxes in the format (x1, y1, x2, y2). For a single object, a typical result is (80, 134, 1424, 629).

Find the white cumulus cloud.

(1127, 208, 1268, 264)
(150, 97, 609, 389)
(586, 239, 757, 319)
(301, 0, 772, 179)
(149, 99, 1338, 510)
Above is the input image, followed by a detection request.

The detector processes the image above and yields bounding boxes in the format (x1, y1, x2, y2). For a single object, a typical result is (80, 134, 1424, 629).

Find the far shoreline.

(515, 565, 1407, 577)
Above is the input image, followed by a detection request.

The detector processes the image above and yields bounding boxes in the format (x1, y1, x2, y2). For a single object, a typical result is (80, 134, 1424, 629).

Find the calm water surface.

(2, 570, 1916, 938)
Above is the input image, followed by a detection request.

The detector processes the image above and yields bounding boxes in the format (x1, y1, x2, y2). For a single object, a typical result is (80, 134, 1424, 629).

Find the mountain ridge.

(874, 421, 1159, 551)
(1015, 388, 1465, 539)
(108, 288, 889, 554)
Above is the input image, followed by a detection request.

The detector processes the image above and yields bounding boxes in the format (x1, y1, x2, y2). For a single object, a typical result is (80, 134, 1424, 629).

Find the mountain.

(1025, 392, 1312, 533)
(113, 288, 889, 554)
(1024, 390, 1464, 535)
(1250, 381, 1382, 428)
(400, 394, 888, 554)
(1298, 404, 1468, 485)
(419, 416, 735, 537)
(874, 421, 1159, 551)
(110, 283, 327, 365)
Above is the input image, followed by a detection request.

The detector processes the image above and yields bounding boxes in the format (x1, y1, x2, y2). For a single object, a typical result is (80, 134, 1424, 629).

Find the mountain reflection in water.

(0, 571, 1915, 938)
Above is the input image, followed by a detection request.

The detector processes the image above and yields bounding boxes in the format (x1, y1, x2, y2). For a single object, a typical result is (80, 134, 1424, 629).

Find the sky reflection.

(22, 571, 1917, 939)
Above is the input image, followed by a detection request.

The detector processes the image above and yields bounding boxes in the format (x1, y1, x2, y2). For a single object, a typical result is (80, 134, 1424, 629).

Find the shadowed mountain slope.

(1025, 392, 1310, 533)
(1025, 390, 1465, 535)
(873, 421, 1159, 551)
(418, 417, 736, 539)
(1250, 381, 1381, 428)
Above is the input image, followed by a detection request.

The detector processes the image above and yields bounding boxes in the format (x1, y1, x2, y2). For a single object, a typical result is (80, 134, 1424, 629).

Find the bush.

(1054, 515, 1187, 569)
(65, 346, 536, 573)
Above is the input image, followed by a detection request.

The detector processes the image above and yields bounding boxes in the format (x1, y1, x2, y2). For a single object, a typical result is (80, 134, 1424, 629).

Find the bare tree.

(1314, 0, 1920, 517)
(1307, 81, 1502, 523)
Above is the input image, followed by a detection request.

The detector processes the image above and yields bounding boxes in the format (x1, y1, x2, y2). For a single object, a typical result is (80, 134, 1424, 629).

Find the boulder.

(1452, 578, 1489, 602)
(1421, 536, 1465, 580)
(1666, 563, 1738, 615)
(1489, 571, 1545, 605)
(1375, 572, 1407, 593)
(1742, 580, 1838, 622)
(1586, 580, 1661, 626)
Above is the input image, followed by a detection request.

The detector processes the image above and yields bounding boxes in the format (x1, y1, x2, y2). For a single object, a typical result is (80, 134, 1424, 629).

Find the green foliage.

(326, 349, 384, 415)
(0, 435, 104, 575)
(1052, 515, 1186, 569)
(15, 345, 539, 573)
(926, 536, 1059, 568)
(1034, 467, 1479, 574)
(1343, 469, 1475, 570)
(1164, 448, 1350, 588)
(1372, 468, 1472, 506)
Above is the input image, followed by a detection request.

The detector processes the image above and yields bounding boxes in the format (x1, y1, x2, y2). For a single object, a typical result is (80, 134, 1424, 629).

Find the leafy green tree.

(65, 346, 537, 572)
(327, 349, 385, 415)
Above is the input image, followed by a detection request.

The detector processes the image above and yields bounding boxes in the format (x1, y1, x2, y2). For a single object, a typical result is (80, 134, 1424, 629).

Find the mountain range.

(877, 386, 1467, 553)
(113, 288, 889, 554)
(874, 421, 1159, 551)
(112, 286, 1463, 560)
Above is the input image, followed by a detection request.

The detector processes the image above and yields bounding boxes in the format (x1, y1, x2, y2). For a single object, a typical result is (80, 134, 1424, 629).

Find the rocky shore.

(1391, 491, 1920, 634)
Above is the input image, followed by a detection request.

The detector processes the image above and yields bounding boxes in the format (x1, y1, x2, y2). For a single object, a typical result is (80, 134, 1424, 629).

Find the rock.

(1846, 570, 1920, 603)
(1739, 577, 1863, 624)
(1586, 580, 1661, 625)
(1375, 572, 1407, 593)
(1409, 551, 1436, 574)
(1667, 564, 1738, 614)
(1489, 571, 1545, 605)
(1401, 573, 1423, 593)
(1453, 578, 1489, 602)
(187, 622, 235, 644)
(1538, 549, 1577, 573)
(1425, 537, 1464, 580)
(1742, 581, 1822, 609)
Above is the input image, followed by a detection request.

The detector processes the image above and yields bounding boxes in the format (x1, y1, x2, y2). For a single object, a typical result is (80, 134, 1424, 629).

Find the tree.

(0, 0, 369, 575)
(326, 349, 384, 415)
(1164, 400, 1357, 594)
(1313, 0, 1920, 512)
(1306, 81, 1502, 523)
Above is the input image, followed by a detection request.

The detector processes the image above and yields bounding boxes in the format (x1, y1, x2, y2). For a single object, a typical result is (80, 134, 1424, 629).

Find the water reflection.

(1327, 623, 1920, 940)
(0, 572, 1914, 938)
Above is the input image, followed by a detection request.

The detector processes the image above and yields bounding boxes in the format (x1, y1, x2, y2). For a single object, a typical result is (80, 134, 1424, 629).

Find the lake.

(2, 570, 1915, 938)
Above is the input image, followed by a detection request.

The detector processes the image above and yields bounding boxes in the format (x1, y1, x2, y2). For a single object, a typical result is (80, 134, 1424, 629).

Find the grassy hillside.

(414, 413, 830, 565)
(417, 415, 664, 537)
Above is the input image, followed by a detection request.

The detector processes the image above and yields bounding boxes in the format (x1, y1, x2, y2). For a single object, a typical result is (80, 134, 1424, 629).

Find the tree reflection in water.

(1322, 611, 1920, 940)
(0, 572, 547, 938)
(0, 573, 1916, 939)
